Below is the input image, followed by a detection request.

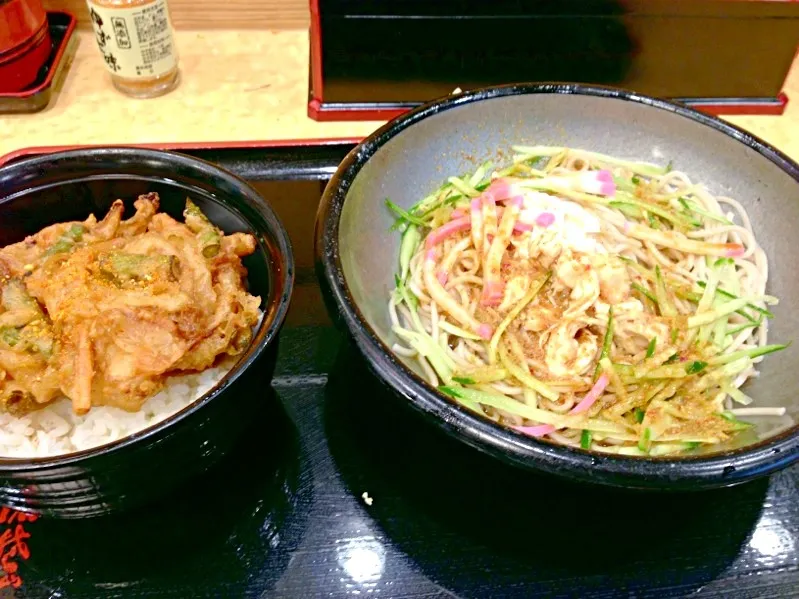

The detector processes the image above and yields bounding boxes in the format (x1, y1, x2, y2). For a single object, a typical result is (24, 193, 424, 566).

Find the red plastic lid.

(0, 0, 48, 54)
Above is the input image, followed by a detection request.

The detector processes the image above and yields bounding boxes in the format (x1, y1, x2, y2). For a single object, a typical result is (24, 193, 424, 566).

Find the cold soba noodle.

(387, 145, 787, 456)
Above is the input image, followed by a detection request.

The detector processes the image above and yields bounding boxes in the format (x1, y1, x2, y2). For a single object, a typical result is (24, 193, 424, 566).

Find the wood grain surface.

(42, 0, 310, 30)
(0, 30, 383, 160)
(1, 29, 798, 164)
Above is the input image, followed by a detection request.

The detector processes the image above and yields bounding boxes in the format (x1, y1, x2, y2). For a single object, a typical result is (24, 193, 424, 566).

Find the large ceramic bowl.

(0, 148, 294, 517)
(315, 83, 799, 491)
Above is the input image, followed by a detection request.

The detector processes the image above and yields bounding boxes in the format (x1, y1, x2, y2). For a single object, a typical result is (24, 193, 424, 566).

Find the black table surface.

(3, 144, 797, 599)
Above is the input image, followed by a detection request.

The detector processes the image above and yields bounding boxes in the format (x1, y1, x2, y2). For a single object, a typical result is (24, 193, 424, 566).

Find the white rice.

(0, 360, 237, 459)
(0, 303, 264, 459)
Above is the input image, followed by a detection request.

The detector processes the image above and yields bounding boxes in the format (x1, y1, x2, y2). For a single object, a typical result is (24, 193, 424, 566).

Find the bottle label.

(86, 0, 178, 79)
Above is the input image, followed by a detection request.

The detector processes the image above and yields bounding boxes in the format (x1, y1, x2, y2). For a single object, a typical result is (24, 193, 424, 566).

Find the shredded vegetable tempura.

(387, 145, 788, 456)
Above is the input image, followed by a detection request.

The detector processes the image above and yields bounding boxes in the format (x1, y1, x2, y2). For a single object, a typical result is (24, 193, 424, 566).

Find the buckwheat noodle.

(386, 145, 787, 456)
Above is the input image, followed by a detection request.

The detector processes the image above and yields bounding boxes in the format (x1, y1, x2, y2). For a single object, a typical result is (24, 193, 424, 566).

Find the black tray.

(1, 143, 797, 599)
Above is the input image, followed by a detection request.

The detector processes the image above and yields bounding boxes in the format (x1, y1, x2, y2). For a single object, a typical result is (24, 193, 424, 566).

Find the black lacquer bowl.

(0, 148, 294, 517)
(315, 83, 799, 491)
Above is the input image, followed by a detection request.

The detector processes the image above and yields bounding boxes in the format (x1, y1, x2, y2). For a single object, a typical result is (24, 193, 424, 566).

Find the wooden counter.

(0, 29, 798, 161)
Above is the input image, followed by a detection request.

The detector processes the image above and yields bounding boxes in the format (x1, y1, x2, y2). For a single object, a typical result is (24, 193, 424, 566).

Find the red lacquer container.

(0, 0, 51, 93)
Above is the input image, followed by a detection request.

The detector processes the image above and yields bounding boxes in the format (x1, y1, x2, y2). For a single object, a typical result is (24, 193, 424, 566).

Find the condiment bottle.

(85, 0, 180, 98)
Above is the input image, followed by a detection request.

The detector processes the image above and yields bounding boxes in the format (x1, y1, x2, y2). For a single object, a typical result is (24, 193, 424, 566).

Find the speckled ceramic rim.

(0, 147, 295, 470)
(318, 83, 799, 490)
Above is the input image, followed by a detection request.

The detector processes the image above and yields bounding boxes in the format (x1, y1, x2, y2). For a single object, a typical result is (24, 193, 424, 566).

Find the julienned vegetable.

(594, 307, 614, 380)
(386, 144, 787, 456)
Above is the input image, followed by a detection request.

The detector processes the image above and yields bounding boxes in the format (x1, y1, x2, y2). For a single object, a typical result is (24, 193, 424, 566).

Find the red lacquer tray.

(0, 11, 78, 114)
